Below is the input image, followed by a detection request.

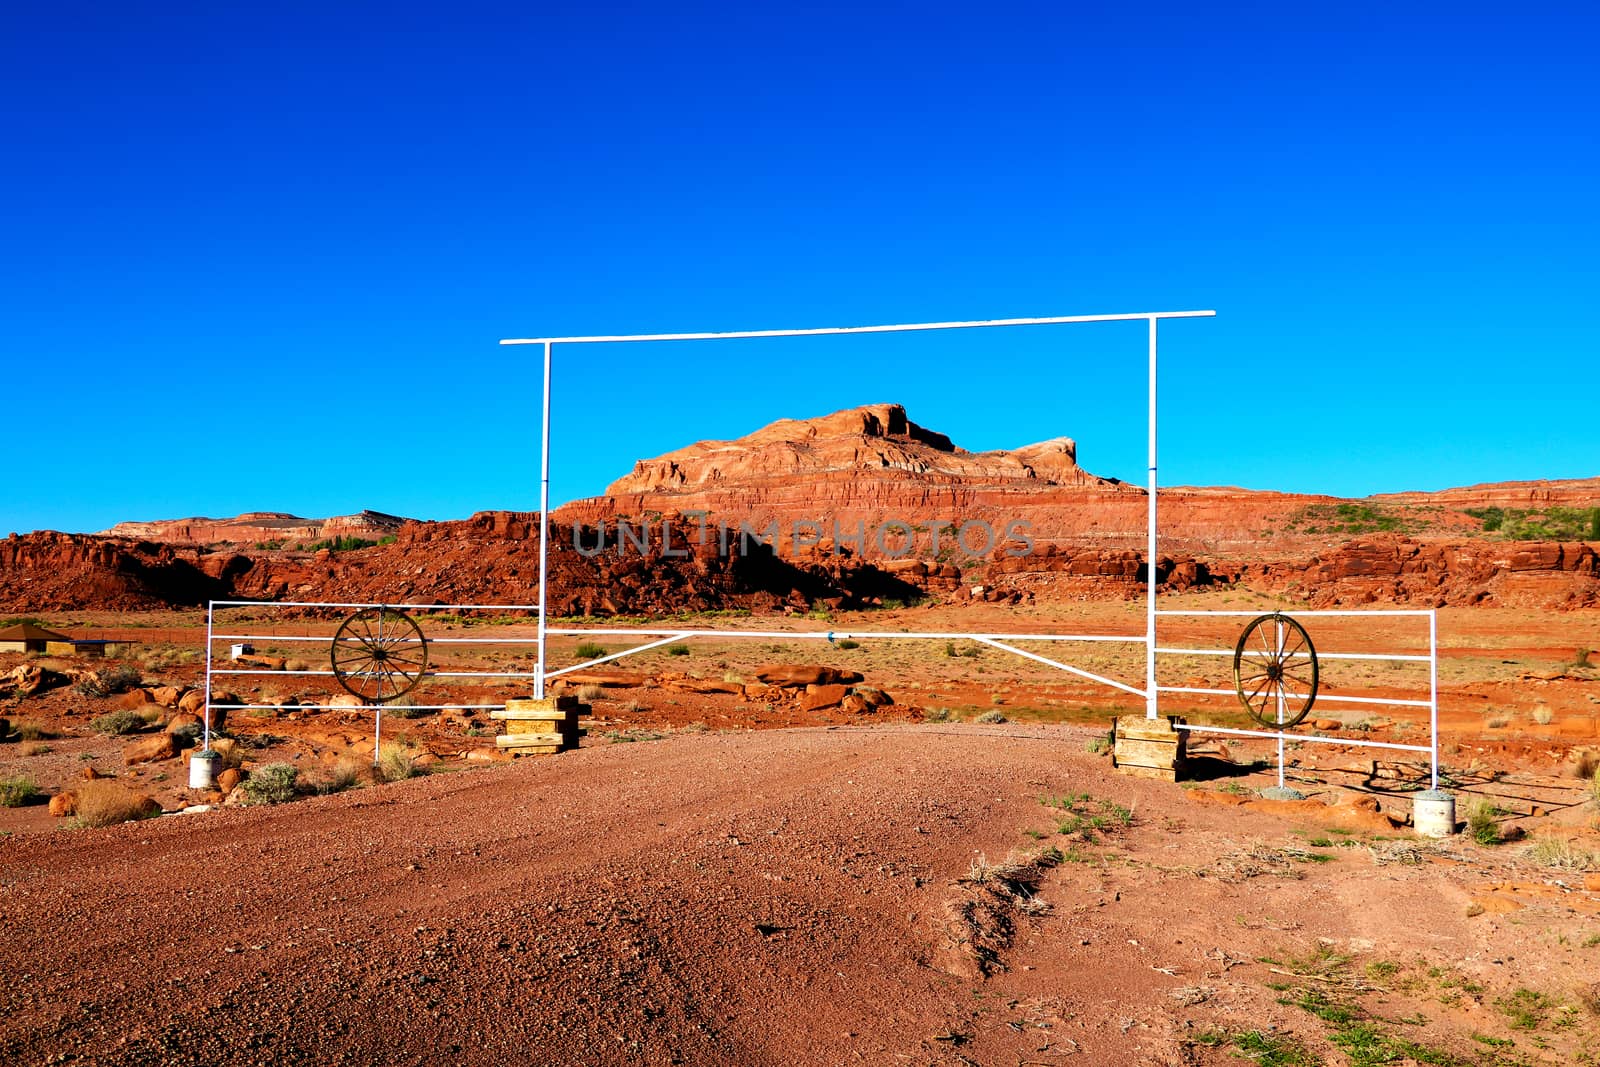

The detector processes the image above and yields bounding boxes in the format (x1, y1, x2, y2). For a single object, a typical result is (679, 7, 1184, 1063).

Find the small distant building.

(0, 622, 73, 654)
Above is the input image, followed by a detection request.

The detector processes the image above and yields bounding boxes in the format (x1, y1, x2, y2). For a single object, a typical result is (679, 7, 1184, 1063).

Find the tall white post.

(1146, 316, 1159, 719)
(202, 601, 215, 750)
(536, 340, 553, 699)
(1429, 609, 1439, 789)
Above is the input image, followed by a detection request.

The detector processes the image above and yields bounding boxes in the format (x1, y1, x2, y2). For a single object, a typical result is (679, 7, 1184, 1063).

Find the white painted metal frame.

(1155, 608, 1441, 789)
(201, 599, 547, 757)
(501, 310, 1215, 704)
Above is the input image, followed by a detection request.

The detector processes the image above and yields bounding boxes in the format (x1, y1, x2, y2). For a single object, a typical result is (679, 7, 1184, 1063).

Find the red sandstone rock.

(123, 732, 178, 765)
(755, 665, 865, 688)
(800, 684, 850, 711)
(48, 792, 76, 817)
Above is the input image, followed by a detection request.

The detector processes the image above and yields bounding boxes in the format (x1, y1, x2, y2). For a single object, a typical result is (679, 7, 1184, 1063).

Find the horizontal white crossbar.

(544, 628, 1145, 642)
(1172, 721, 1434, 753)
(1154, 646, 1432, 662)
(1155, 609, 1434, 618)
(501, 311, 1216, 347)
(209, 600, 541, 611)
(1158, 685, 1433, 709)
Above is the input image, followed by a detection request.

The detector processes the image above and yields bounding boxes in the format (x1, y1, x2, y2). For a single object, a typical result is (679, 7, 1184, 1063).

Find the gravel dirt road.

(4, 723, 1597, 1066)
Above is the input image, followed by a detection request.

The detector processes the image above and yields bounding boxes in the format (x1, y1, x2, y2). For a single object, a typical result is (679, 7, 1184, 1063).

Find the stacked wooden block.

(1111, 715, 1187, 781)
(492, 696, 589, 755)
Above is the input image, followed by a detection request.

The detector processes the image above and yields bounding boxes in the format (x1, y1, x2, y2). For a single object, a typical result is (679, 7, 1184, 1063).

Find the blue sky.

(3, 3, 1596, 536)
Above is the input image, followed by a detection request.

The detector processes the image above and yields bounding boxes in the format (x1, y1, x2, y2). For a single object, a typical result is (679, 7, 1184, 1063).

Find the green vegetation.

(1288, 502, 1431, 536)
(0, 775, 39, 807)
(1495, 988, 1554, 1031)
(1464, 799, 1505, 846)
(1465, 505, 1600, 541)
(924, 707, 952, 723)
(305, 535, 379, 552)
(1192, 1029, 1317, 1066)
(975, 709, 1008, 724)
(90, 709, 148, 735)
(944, 641, 981, 658)
(573, 641, 608, 660)
(240, 762, 300, 805)
(835, 639, 860, 650)
(1041, 792, 1133, 840)
(665, 643, 691, 657)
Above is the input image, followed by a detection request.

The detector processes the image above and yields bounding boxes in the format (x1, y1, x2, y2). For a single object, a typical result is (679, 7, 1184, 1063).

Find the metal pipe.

(500, 310, 1218, 347)
(202, 601, 215, 751)
(1429, 610, 1440, 789)
(1146, 316, 1158, 718)
(536, 339, 553, 699)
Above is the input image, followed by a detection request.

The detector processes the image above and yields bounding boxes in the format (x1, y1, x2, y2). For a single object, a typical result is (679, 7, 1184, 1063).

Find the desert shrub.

(577, 684, 606, 702)
(1465, 799, 1504, 846)
(1574, 648, 1593, 669)
(14, 720, 57, 741)
(74, 664, 143, 698)
(377, 745, 425, 782)
(836, 639, 860, 650)
(925, 707, 952, 723)
(1531, 705, 1554, 725)
(240, 763, 299, 805)
(1085, 735, 1111, 755)
(722, 671, 745, 684)
(574, 642, 607, 660)
(75, 780, 159, 827)
(666, 644, 691, 657)
(976, 710, 1008, 724)
(0, 775, 39, 807)
(22, 742, 51, 756)
(91, 710, 147, 736)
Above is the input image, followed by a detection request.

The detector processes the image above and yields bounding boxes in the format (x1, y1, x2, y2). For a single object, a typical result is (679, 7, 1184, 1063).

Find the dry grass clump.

(1526, 836, 1600, 871)
(0, 774, 40, 807)
(975, 709, 1008, 724)
(75, 780, 160, 827)
(73, 664, 142, 698)
(302, 758, 365, 795)
(378, 744, 426, 783)
(576, 683, 606, 702)
(1531, 703, 1554, 725)
(13, 720, 57, 742)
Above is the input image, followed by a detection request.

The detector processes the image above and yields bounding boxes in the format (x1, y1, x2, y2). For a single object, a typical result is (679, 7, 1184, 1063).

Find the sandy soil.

(3, 723, 1598, 1066)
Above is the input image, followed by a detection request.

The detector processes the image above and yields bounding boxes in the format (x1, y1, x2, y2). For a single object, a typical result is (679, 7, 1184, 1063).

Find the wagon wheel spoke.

(1233, 613, 1319, 728)
(331, 608, 430, 704)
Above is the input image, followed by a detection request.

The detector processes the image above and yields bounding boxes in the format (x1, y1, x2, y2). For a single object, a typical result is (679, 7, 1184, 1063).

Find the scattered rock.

(177, 690, 207, 715)
(150, 686, 186, 708)
(755, 665, 864, 688)
(800, 683, 850, 711)
(3, 664, 69, 697)
(123, 732, 179, 765)
(165, 712, 202, 735)
(48, 792, 77, 817)
(81, 765, 103, 781)
(216, 767, 241, 794)
(1313, 718, 1343, 731)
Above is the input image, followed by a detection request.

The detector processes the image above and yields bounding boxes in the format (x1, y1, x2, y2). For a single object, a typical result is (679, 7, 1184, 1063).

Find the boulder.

(215, 767, 241, 794)
(756, 664, 864, 688)
(115, 689, 155, 710)
(663, 678, 745, 695)
(177, 690, 207, 714)
(800, 683, 850, 711)
(81, 765, 103, 781)
(48, 792, 77, 817)
(855, 686, 893, 707)
(165, 711, 202, 735)
(150, 685, 186, 708)
(4, 664, 68, 697)
(329, 694, 366, 708)
(840, 693, 872, 714)
(1313, 718, 1343, 732)
(123, 732, 178, 765)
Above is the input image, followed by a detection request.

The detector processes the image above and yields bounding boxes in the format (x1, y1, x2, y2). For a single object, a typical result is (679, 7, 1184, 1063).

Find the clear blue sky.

(4, 3, 1596, 537)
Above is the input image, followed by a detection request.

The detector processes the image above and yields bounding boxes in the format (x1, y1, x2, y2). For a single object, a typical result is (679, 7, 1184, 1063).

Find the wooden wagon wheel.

(1233, 612, 1318, 729)
(330, 606, 429, 703)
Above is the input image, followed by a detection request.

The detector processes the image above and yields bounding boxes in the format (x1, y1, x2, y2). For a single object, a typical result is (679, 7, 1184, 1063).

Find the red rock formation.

(98, 510, 407, 546)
